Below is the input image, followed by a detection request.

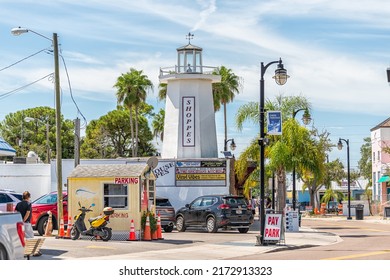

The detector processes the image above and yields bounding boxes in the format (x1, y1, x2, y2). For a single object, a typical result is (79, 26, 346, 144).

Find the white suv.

(0, 189, 22, 212)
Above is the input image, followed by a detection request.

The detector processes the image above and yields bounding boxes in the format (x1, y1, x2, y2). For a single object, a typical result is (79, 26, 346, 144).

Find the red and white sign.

(114, 177, 139, 184)
(263, 213, 282, 241)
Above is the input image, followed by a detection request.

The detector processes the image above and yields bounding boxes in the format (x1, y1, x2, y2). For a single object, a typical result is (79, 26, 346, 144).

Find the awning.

(0, 138, 16, 156)
(378, 175, 390, 183)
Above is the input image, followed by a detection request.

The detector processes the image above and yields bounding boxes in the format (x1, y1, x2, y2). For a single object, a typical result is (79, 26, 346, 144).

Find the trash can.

(355, 204, 364, 220)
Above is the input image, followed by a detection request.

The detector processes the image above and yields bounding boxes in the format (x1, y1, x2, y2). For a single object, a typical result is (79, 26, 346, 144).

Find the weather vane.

(186, 32, 194, 44)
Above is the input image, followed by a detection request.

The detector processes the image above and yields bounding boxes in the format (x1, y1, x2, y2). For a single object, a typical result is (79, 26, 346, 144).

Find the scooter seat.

(88, 216, 102, 223)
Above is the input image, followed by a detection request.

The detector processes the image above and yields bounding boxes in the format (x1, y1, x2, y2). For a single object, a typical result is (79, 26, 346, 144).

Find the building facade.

(371, 117, 390, 204)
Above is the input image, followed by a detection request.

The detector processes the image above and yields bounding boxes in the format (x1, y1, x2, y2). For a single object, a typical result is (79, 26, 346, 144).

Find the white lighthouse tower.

(159, 34, 221, 158)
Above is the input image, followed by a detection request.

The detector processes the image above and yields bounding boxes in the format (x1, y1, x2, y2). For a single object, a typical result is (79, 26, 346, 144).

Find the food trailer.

(67, 163, 156, 235)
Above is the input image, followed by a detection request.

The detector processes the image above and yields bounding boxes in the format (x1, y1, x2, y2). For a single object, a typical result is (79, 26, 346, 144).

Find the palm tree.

(212, 66, 241, 151)
(158, 83, 167, 101)
(152, 109, 165, 142)
(235, 95, 319, 212)
(114, 68, 153, 157)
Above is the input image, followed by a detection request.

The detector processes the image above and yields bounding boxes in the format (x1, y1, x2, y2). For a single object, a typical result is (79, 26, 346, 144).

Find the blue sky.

(0, 0, 389, 169)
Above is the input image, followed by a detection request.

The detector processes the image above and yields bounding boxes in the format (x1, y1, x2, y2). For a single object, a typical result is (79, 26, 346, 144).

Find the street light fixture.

(224, 138, 236, 152)
(259, 58, 289, 245)
(337, 138, 352, 220)
(24, 117, 51, 163)
(291, 108, 311, 210)
(12, 27, 64, 230)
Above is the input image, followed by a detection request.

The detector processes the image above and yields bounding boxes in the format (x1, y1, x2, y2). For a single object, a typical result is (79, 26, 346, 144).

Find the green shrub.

(141, 211, 157, 233)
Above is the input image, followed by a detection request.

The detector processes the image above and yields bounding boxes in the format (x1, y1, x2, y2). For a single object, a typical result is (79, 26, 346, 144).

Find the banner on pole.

(267, 111, 282, 135)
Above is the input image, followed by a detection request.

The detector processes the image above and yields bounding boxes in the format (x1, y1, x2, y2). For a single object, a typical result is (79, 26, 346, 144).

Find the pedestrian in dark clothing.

(15, 191, 42, 256)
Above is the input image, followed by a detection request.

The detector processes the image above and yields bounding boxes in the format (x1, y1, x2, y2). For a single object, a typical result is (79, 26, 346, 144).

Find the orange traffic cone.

(65, 216, 72, 239)
(127, 219, 137, 241)
(44, 211, 53, 237)
(58, 218, 65, 238)
(157, 213, 163, 240)
(143, 215, 151, 241)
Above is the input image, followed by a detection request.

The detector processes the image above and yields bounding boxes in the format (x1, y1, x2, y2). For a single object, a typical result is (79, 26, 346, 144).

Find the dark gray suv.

(156, 197, 175, 232)
(175, 195, 254, 233)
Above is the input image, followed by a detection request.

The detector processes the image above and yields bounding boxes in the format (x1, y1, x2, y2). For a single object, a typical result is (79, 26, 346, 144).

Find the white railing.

(159, 65, 218, 76)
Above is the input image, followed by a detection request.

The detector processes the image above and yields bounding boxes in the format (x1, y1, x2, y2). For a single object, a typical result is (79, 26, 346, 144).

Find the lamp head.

(302, 108, 312, 125)
(337, 138, 343, 150)
(11, 27, 29, 36)
(24, 117, 35, 123)
(387, 67, 390, 84)
(230, 139, 236, 151)
(273, 58, 289, 85)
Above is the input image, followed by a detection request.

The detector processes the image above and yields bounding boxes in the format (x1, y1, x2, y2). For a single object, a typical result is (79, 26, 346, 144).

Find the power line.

(0, 73, 53, 100)
(59, 53, 87, 129)
(0, 48, 49, 72)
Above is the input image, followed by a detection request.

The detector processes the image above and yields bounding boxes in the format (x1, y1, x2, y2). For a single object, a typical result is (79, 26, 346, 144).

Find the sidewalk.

(81, 220, 342, 260)
(37, 214, 389, 260)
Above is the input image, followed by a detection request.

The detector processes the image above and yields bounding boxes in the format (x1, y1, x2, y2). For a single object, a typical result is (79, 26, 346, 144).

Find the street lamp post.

(259, 58, 289, 245)
(338, 138, 352, 220)
(12, 27, 63, 230)
(224, 138, 236, 152)
(24, 117, 51, 163)
(291, 108, 311, 210)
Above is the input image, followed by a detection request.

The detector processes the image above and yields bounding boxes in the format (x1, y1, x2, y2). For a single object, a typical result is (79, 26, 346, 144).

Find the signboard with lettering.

(175, 160, 226, 186)
(114, 177, 139, 184)
(263, 213, 283, 241)
(285, 209, 299, 232)
(182, 96, 195, 147)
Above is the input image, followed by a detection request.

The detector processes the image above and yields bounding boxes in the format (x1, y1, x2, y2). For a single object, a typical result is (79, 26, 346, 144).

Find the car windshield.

(156, 199, 172, 207)
(12, 193, 23, 201)
(223, 197, 247, 205)
(33, 193, 58, 204)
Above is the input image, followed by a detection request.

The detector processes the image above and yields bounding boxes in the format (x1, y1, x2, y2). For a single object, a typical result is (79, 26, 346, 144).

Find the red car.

(31, 191, 68, 236)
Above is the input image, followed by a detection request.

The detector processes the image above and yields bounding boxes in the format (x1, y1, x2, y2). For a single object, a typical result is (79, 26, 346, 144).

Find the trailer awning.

(0, 138, 16, 156)
(378, 175, 390, 183)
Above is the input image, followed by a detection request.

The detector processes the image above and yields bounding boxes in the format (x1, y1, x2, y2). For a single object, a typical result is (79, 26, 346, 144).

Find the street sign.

(263, 213, 283, 241)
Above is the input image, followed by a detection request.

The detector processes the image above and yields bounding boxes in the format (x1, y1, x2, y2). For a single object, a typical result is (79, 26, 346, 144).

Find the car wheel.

(206, 216, 218, 233)
(0, 245, 8, 260)
(176, 216, 186, 232)
(238, 228, 249, 233)
(163, 225, 173, 233)
(37, 216, 49, 236)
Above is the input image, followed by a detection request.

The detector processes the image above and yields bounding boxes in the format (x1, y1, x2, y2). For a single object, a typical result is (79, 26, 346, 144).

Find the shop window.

(104, 184, 128, 209)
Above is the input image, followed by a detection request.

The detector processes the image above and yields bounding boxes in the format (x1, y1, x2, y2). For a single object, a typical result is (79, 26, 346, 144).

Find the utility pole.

(74, 118, 80, 167)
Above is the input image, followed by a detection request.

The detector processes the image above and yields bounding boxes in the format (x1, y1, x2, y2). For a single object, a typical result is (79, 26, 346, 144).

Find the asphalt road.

(30, 217, 390, 260)
(237, 217, 390, 260)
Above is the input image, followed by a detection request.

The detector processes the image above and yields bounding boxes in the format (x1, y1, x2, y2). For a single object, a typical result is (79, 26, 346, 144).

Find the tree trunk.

(223, 102, 227, 150)
(129, 106, 135, 157)
(276, 169, 286, 213)
(135, 105, 139, 157)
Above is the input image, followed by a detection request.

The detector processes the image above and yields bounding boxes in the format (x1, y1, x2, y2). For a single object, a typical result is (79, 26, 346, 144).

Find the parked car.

(175, 194, 254, 233)
(0, 212, 25, 260)
(31, 191, 68, 236)
(156, 197, 175, 232)
(0, 189, 22, 212)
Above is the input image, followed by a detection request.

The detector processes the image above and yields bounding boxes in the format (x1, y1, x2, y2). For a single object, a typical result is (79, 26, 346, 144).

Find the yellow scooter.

(71, 202, 114, 241)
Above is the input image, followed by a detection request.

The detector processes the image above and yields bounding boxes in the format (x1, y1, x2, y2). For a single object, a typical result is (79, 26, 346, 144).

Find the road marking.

(86, 245, 116, 250)
(322, 250, 390, 260)
(361, 228, 389, 232)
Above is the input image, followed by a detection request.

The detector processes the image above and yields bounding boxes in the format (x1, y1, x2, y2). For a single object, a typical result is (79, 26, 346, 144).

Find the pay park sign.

(263, 213, 284, 243)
